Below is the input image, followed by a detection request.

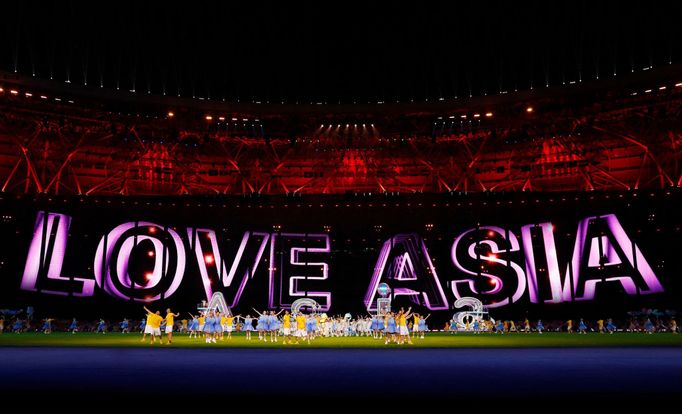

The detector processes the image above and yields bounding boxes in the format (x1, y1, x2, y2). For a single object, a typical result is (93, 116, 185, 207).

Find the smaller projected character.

(376, 283, 392, 317)
(452, 297, 495, 333)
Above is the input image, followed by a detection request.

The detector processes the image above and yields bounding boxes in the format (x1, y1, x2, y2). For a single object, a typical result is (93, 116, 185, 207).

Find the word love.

(21, 212, 331, 310)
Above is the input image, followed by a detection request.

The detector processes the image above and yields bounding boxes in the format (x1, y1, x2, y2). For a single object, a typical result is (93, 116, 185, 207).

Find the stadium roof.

(1, 1, 680, 107)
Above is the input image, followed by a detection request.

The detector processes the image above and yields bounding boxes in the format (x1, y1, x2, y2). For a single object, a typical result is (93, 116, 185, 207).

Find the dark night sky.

(1, 1, 680, 103)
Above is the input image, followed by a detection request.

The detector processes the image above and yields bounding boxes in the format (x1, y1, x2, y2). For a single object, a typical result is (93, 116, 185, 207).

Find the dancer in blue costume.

(536, 320, 544, 334)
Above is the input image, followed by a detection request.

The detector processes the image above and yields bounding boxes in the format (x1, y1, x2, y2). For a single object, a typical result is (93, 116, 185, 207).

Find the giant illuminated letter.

(187, 228, 270, 307)
(450, 226, 526, 308)
(269, 233, 331, 311)
(94, 221, 186, 302)
(522, 215, 663, 303)
(365, 233, 449, 311)
(560, 214, 663, 301)
(21, 212, 95, 296)
(520, 222, 566, 304)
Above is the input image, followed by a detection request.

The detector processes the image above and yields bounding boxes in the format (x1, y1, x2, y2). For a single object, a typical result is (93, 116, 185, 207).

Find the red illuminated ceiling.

(0, 77, 680, 196)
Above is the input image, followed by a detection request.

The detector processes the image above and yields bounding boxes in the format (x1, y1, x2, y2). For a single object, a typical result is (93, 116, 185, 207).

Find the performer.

(0, 317, 4, 334)
(295, 311, 307, 343)
(204, 311, 216, 344)
(597, 319, 605, 334)
(13, 318, 23, 333)
(330, 316, 338, 337)
(418, 314, 430, 339)
(524, 318, 531, 333)
(376, 313, 385, 338)
(180, 318, 188, 334)
(606, 318, 617, 334)
(385, 313, 397, 344)
(198, 312, 206, 336)
(213, 311, 223, 341)
(320, 314, 331, 337)
(138, 318, 146, 333)
(41, 318, 53, 334)
(536, 320, 544, 334)
(141, 307, 163, 343)
(267, 310, 278, 341)
(270, 310, 284, 343)
(96, 319, 107, 334)
(448, 316, 459, 334)
(224, 314, 240, 340)
(396, 308, 413, 345)
(253, 309, 268, 341)
(370, 314, 379, 339)
(164, 309, 179, 344)
(281, 310, 293, 344)
(449, 318, 458, 334)
(566, 319, 573, 333)
(219, 313, 229, 338)
(578, 318, 587, 334)
(644, 318, 655, 334)
(670, 319, 678, 334)
(120, 318, 130, 334)
(187, 313, 199, 338)
(509, 320, 517, 332)
(306, 314, 316, 344)
(241, 315, 254, 340)
(315, 314, 323, 338)
(495, 320, 504, 334)
(411, 314, 421, 339)
(472, 319, 480, 334)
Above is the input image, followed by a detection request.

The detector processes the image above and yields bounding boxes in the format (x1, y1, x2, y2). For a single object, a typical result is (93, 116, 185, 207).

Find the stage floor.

(1, 346, 681, 400)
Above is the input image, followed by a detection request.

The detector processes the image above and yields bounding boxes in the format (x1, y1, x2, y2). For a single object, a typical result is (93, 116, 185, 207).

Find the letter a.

(365, 233, 448, 312)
